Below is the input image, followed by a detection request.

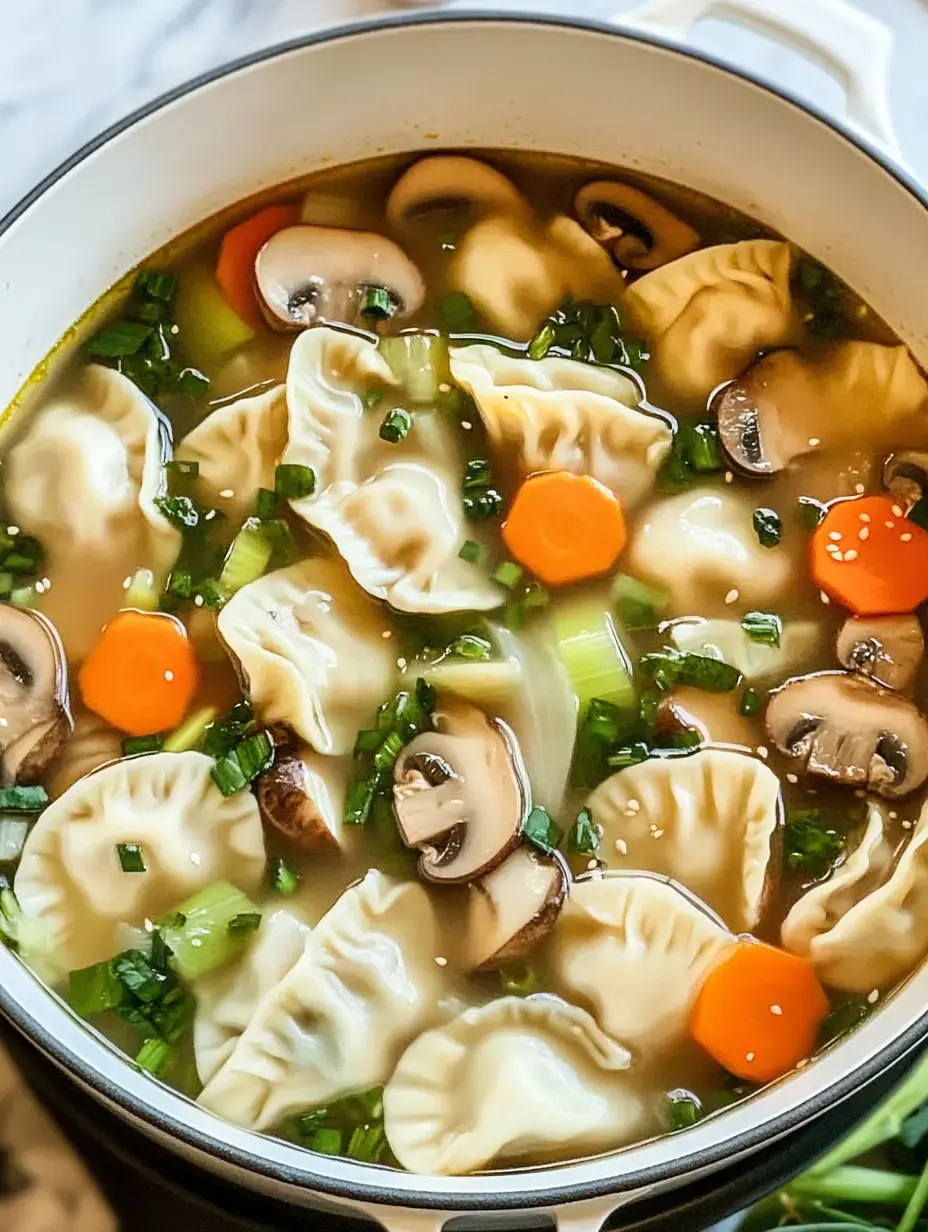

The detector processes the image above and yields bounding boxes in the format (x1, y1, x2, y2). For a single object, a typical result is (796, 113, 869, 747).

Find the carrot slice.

(690, 941, 830, 1084)
(811, 494, 928, 616)
(79, 611, 199, 737)
(215, 203, 300, 329)
(502, 471, 627, 587)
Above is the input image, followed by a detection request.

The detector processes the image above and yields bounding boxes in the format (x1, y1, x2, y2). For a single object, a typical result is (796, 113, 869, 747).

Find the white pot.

(1, 6, 927, 1230)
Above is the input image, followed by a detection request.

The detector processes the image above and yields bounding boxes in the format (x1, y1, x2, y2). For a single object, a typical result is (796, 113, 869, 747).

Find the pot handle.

(614, 0, 900, 156)
(362, 1192, 623, 1232)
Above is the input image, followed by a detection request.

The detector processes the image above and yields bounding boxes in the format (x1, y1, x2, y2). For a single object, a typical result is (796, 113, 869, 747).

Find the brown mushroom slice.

(714, 349, 822, 476)
(766, 671, 928, 798)
(254, 225, 425, 331)
(837, 615, 924, 692)
(386, 156, 531, 237)
(393, 700, 529, 883)
(883, 451, 928, 510)
(256, 746, 345, 854)
(574, 181, 699, 272)
(466, 846, 569, 971)
(0, 606, 69, 784)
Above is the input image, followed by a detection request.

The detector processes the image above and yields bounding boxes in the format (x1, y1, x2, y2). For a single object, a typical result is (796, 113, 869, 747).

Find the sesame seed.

(868, 989, 880, 1004)
(5, 526, 18, 536)
(651, 828, 664, 838)
(205, 510, 216, 521)
(396, 657, 407, 670)
(855, 483, 865, 494)
(889, 811, 898, 819)
(903, 820, 913, 829)
(828, 531, 842, 541)
(786, 773, 798, 784)
(615, 838, 628, 855)
(859, 527, 870, 540)
(756, 746, 769, 759)
(626, 799, 640, 813)
(587, 859, 599, 871)
(381, 630, 392, 639)
(438, 383, 451, 393)
(190, 852, 201, 866)
(745, 1052, 755, 1062)
(461, 420, 472, 430)
(219, 489, 234, 499)
(796, 1058, 809, 1069)
(901, 533, 913, 542)
(164, 670, 174, 682)
(770, 1004, 783, 1016)
(885, 520, 895, 529)
(808, 437, 821, 447)
(831, 551, 844, 562)
(724, 471, 734, 484)
(825, 545, 840, 556)
(893, 504, 904, 517)
(844, 549, 858, 561)
(724, 588, 739, 604)
(194, 595, 204, 607)
(859, 513, 871, 523)
(820, 591, 831, 604)
(123, 575, 133, 589)
(434, 955, 448, 967)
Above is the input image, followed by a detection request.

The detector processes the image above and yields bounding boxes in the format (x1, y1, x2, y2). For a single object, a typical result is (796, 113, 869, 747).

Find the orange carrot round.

(215, 203, 300, 329)
(690, 941, 830, 1084)
(79, 610, 199, 737)
(502, 471, 627, 587)
(811, 494, 928, 615)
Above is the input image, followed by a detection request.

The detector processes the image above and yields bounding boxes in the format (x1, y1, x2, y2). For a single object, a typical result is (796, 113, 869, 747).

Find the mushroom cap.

(466, 845, 569, 971)
(883, 451, 928, 510)
(254, 225, 425, 331)
(574, 181, 700, 272)
(393, 700, 529, 883)
(837, 614, 925, 692)
(0, 606, 70, 785)
(256, 746, 340, 854)
(386, 156, 531, 238)
(714, 349, 821, 477)
(766, 671, 928, 798)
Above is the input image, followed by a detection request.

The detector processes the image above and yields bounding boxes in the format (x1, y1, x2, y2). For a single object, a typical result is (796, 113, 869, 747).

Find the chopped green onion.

(253, 487, 279, 519)
(528, 323, 556, 361)
(228, 912, 262, 936)
(499, 964, 540, 996)
(379, 333, 451, 405)
(68, 960, 126, 1017)
(753, 507, 782, 548)
(122, 734, 164, 757)
(492, 561, 523, 589)
(354, 729, 383, 755)
(373, 729, 406, 774)
(458, 539, 483, 565)
(177, 367, 210, 398)
(211, 730, 274, 796)
(667, 1092, 702, 1131)
(155, 495, 205, 531)
(909, 498, 928, 532)
(163, 706, 219, 754)
(568, 807, 599, 856)
(159, 882, 262, 981)
(446, 632, 493, 662)
(85, 320, 154, 358)
(553, 597, 637, 719)
(359, 285, 399, 321)
(0, 785, 48, 813)
(463, 489, 504, 520)
(360, 388, 384, 411)
(797, 496, 827, 530)
(463, 459, 492, 491)
(784, 809, 845, 874)
(217, 518, 273, 597)
(116, 843, 146, 873)
(688, 423, 723, 472)
(269, 857, 301, 896)
(136, 1036, 173, 1077)
(124, 568, 160, 611)
(523, 806, 561, 855)
(438, 292, 479, 333)
(346, 1124, 387, 1163)
(203, 699, 254, 759)
(344, 773, 379, 826)
(311, 1128, 343, 1155)
(607, 742, 651, 769)
(379, 407, 412, 444)
(741, 611, 782, 648)
(0, 574, 12, 599)
(739, 687, 762, 718)
(612, 574, 668, 632)
(275, 463, 317, 501)
(639, 649, 742, 694)
(10, 585, 36, 608)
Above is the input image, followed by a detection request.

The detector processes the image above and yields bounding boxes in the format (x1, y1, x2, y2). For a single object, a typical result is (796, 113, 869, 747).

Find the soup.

(1, 150, 927, 1175)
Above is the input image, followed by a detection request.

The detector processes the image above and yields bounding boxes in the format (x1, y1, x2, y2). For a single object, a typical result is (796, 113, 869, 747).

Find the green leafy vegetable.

(639, 649, 742, 694)
(462, 457, 504, 521)
(379, 333, 451, 405)
(359, 285, 399, 321)
(795, 257, 847, 338)
(159, 882, 262, 981)
(492, 560, 523, 589)
(458, 539, 483, 565)
(612, 573, 668, 631)
(253, 488, 279, 519)
(656, 420, 724, 493)
(439, 291, 479, 332)
(135, 1035, 173, 1077)
(523, 806, 562, 855)
(345, 679, 435, 826)
(445, 632, 493, 662)
(819, 997, 872, 1046)
(568, 807, 599, 856)
(122, 734, 164, 757)
(269, 857, 301, 896)
(741, 610, 782, 648)
(527, 300, 648, 369)
(0, 785, 48, 813)
(798, 496, 827, 530)
(379, 407, 412, 444)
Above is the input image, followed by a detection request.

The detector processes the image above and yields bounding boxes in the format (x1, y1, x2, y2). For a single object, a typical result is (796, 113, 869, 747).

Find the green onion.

(463, 489, 504, 520)
(667, 1092, 702, 1131)
(163, 706, 218, 754)
(203, 699, 254, 758)
(553, 597, 637, 719)
(797, 496, 827, 530)
(159, 882, 262, 981)
(785, 809, 845, 874)
(607, 742, 651, 769)
(446, 632, 493, 661)
(86, 320, 154, 358)
(360, 388, 383, 411)
(492, 561, 523, 589)
(262, 518, 300, 565)
(499, 964, 540, 996)
(275, 463, 317, 501)
(741, 611, 782, 648)
(523, 806, 561, 855)
(0, 785, 48, 813)
(639, 649, 742, 694)
(253, 487, 279, 519)
(0, 877, 21, 946)
(177, 367, 209, 398)
(10, 585, 36, 608)
(122, 733, 164, 756)
(359, 285, 399, 321)
(740, 687, 762, 718)
(228, 912, 262, 936)
(463, 459, 492, 490)
(753, 507, 782, 548)
(211, 730, 274, 796)
(68, 960, 126, 1017)
(379, 407, 412, 444)
(458, 540, 483, 565)
(374, 729, 406, 774)
(688, 422, 723, 472)
(155, 495, 205, 531)
(344, 774, 379, 826)
(573, 697, 628, 788)
(568, 807, 599, 856)
(379, 333, 451, 405)
(462, 458, 504, 521)
(136, 1036, 173, 1077)
(612, 574, 668, 631)
(909, 499, 928, 532)
(269, 857, 301, 896)
(528, 323, 556, 361)
(116, 843, 146, 873)
(311, 1128, 343, 1155)
(346, 1125, 387, 1163)
(217, 518, 273, 597)
(439, 292, 479, 333)
(136, 270, 179, 303)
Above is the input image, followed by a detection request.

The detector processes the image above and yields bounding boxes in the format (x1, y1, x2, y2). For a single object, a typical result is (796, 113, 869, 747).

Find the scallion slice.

(528, 323, 555, 361)
(458, 540, 483, 565)
(0, 785, 48, 813)
(346, 1124, 387, 1163)
(116, 843, 146, 873)
(275, 463, 317, 501)
(312, 1128, 343, 1156)
(122, 734, 164, 757)
(740, 687, 762, 717)
(612, 574, 668, 632)
(688, 422, 723, 472)
(359, 285, 399, 321)
(159, 882, 262, 981)
(492, 560, 523, 589)
(523, 806, 561, 855)
(741, 611, 782, 648)
(217, 518, 273, 597)
(269, 857, 301, 896)
(667, 1091, 702, 1131)
(447, 632, 493, 662)
(0, 877, 21, 946)
(211, 730, 273, 797)
(379, 333, 451, 405)
(163, 706, 218, 754)
(568, 807, 599, 856)
(228, 912, 262, 935)
(136, 1036, 173, 1077)
(253, 487, 279, 519)
(753, 507, 782, 548)
(379, 407, 412, 444)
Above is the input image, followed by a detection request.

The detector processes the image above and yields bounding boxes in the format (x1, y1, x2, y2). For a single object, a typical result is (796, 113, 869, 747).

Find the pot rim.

(2, 9, 928, 1214)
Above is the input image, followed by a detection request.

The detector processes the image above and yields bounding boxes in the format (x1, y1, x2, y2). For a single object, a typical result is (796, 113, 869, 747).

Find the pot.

(2, 3, 928, 1229)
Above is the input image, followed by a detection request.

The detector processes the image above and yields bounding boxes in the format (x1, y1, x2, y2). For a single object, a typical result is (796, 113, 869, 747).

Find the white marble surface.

(3, 0, 928, 220)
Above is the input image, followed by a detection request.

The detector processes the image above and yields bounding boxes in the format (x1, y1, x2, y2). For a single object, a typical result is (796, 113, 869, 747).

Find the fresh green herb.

(461, 458, 505, 521)
(136, 270, 179, 302)
(228, 912, 262, 936)
(658, 727, 703, 754)
(458, 539, 483, 565)
(739, 687, 762, 718)
(116, 843, 146, 873)
(639, 649, 742, 694)
(177, 368, 209, 397)
(574, 698, 631, 787)
(568, 807, 599, 856)
(797, 496, 827, 530)
(528, 301, 648, 369)
(286, 1088, 388, 1164)
(0, 785, 48, 813)
(159, 882, 262, 981)
(667, 1092, 702, 1132)
(379, 407, 412, 444)
(269, 857, 301, 896)
(122, 733, 164, 757)
(688, 422, 723, 472)
(499, 964, 539, 997)
(656, 421, 723, 492)
(155, 494, 208, 531)
(136, 1036, 173, 1077)
(439, 291, 479, 332)
(784, 809, 845, 874)
(85, 320, 154, 358)
(112, 950, 170, 1004)
(203, 699, 254, 759)
(819, 997, 871, 1046)
(345, 679, 435, 825)
(446, 632, 493, 662)
(462, 459, 492, 490)
(492, 560, 523, 589)
(753, 507, 783, 548)
(360, 388, 384, 411)
(359, 285, 399, 321)
(274, 463, 317, 501)
(523, 806, 562, 855)
(504, 579, 550, 630)
(612, 573, 668, 631)
(741, 610, 782, 648)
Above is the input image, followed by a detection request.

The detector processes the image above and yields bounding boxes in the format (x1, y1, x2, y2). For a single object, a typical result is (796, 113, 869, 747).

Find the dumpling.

(587, 749, 781, 930)
(624, 240, 794, 400)
(217, 557, 395, 756)
(44, 707, 123, 798)
(198, 871, 447, 1130)
(175, 384, 288, 519)
(624, 490, 798, 617)
(193, 907, 310, 1086)
(14, 751, 266, 975)
(551, 874, 733, 1060)
(781, 802, 895, 966)
(449, 346, 673, 509)
(384, 995, 649, 1175)
(661, 688, 757, 752)
(670, 618, 821, 684)
(283, 327, 501, 613)
(4, 365, 180, 659)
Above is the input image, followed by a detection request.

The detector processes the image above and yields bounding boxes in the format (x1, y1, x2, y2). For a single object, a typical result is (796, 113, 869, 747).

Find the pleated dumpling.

(217, 557, 395, 756)
(587, 749, 781, 931)
(175, 384, 288, 519)
(449, 346, 672, 509)
(14, 752, 266, 974)
(624, 490, 798, 617)
(198, 871, 447, 1130)
(4, 365, 180, 659)
(781, 802, 895, 968)
(282, 327, 501, 614)
(670, 618, 821, 685)
(551, 874, 734, 1059)
(624, 240, 794, 400)
(193, 907, 310, 1086)
(384, 994, 649, 1175)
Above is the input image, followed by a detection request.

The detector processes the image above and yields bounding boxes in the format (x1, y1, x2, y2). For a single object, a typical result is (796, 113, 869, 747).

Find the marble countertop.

(3, 0, 928, 221)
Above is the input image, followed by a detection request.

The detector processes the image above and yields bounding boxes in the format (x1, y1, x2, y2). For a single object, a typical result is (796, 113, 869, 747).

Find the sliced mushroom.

(714, 349, 820, 476)
(883, 452, 928, 510)
(392, 700, 529, 883)
(766, 671, 928, 798)
(0, 606, 69, 785)
(254, 225, 425, 331)
(256, 743, 344, 854)
(574, 181, 699, 272)
(386, 156, 531, 237)
(837, 615, 924, 692)
(466, 845, 569, 971)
